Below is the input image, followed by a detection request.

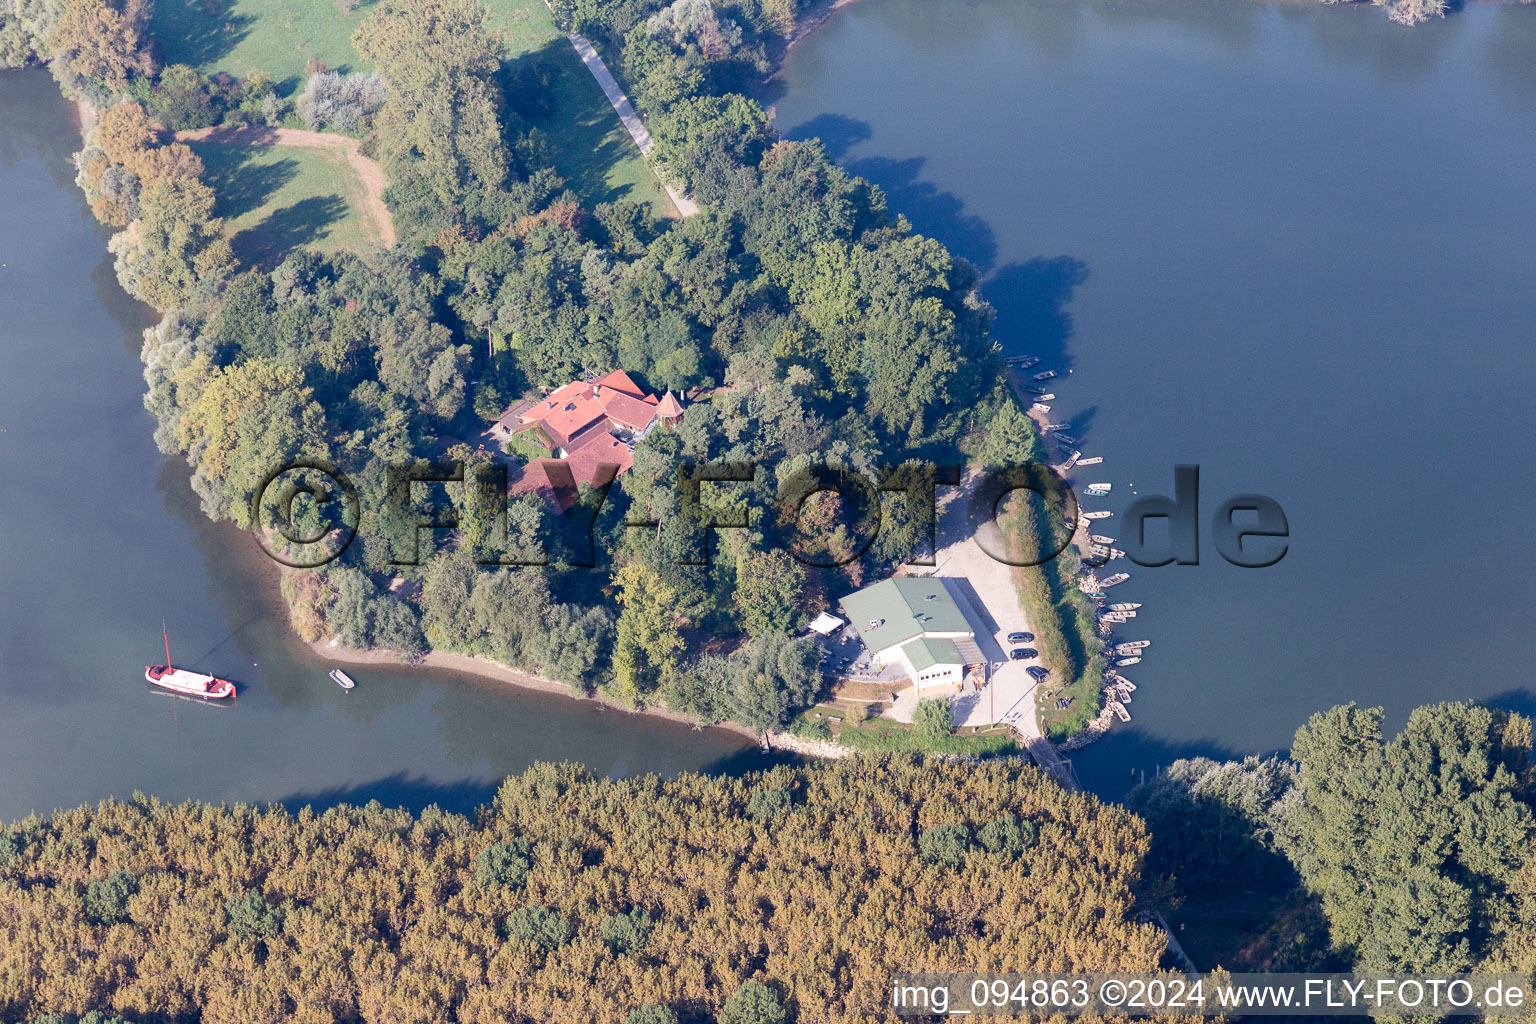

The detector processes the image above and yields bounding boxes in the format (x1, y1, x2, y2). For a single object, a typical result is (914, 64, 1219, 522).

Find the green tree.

(354, 0, 510, 229)
(505, 904, 572, 952)
(912, 697, 955, 744)
(626, 1006, 678, 1024)
(225, 890, 285, 940)
(611, 562, 685, 704)
(733, 548, 806, 637)
(918, 823, 969, 869)
(599, 908, 654, 955)
(475, 839, 532, 890)
(720, 979, 787, 1024)
(83, 870, 137, 924)
(1279, 701, 1536, 973)
(109, 175, 234, 308)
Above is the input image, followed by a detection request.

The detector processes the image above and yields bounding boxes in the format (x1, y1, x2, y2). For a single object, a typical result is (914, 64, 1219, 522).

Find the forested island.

(1, 0, 1074, 748)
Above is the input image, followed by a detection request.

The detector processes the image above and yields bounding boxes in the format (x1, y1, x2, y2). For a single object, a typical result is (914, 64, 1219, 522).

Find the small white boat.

(1090, 534, 1115, 544)
(1109, 548, 1126, 559)
(1088, 483, 1112, 493)
(329, 669, 355, 691)
(1116, 656, 1141, 667)
(1116, 640, 1151, 651)
(1108, 674, 1137, 691)
(1100, 572, 1130, 587)
(1036, 393, 1056, 402)
(1109, 602, 1141, 612)
(1058, 450, 1082, 471)
(1076, 456, 1103, 466)
(1084, 486, 1110, 497)
(1033, 370, 1057, 381)
(1110, 701, 1131, 723)
(1083, 510, 1114, 520)
(1032, 403, 1051, 413)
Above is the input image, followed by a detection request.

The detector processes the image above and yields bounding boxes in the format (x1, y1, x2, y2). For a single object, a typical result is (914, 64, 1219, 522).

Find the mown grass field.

(152, 0, 674, 219)
(190, 140, 381, 264)
(150, 0, 373, 89)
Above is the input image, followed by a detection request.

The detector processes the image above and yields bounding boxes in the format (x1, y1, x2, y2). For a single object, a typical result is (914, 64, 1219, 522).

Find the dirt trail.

(174, 125, 396, 249)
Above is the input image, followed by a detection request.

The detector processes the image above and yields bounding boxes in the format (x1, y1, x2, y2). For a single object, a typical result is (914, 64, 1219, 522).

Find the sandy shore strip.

(310, 636, 773, 738)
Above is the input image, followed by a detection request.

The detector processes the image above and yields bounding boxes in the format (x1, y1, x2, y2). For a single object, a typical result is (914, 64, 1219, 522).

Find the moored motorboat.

(1110, 701, 1131, 722)
(1054, 434, 1077, 444)
(330, 669, 356, 691)
(1090, 534, 1115, 545)
(1076, 456, 1103, 466)
(1108, 602, 1141, 611)
(145, 625, 234, 700)
(1032, 403, 1051, 413)
(1033, 370, 1057, 381)
(1085, 486, 1109, 497)
(1083, 510, 1114, 520)
(1115, 656, 1141, 667)
(1100, 572, 1130, 587)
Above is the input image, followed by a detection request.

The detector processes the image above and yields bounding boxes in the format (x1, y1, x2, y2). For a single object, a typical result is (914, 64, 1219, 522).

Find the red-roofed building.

(495, 371, 685, 508)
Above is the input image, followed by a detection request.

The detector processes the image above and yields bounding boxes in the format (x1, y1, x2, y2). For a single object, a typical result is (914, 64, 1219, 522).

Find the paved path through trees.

(565, 31, 699, 218)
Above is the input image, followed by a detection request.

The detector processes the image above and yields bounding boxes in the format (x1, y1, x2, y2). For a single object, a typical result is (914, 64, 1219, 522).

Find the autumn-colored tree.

(47, 0, 155, 90)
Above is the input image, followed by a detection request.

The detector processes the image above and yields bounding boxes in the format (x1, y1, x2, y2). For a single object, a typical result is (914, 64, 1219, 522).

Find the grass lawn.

(150, 0, 373, 91)
(190, 140, 381, 265)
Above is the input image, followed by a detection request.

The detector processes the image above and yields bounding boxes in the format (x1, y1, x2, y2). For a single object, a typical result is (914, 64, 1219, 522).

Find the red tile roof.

(506, 372, 682, 510)
(594, 369, 646, 398)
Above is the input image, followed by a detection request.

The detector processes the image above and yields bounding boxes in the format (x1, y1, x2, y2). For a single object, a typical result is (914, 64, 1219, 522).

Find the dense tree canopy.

(1279, 701, 1536, 974)
(0, 757, 1170, 1023)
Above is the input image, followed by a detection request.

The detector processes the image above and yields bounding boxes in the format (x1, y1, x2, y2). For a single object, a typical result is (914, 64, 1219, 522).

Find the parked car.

(1008, 648, 1038, 661)
(1026, 666, 1049, 680)
(1006, 631, 1035, 644)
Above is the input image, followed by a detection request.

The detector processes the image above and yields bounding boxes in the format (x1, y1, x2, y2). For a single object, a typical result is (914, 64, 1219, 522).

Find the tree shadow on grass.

(198, 150, 301, 222)
(504, 37, 656, 210)
(149, 0, 254, 71)
(231, 193, 349, 269)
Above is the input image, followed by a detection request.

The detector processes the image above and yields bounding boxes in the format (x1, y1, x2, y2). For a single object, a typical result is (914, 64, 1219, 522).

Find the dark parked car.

(1026, 666, 1049, 681)
(1008, 648, 1038, 661)
(1006, 631, 1034, 644)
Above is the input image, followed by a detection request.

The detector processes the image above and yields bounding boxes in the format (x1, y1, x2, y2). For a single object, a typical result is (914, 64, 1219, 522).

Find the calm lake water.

(0, 66, 763, 823)
(773, 0, 1536, 794)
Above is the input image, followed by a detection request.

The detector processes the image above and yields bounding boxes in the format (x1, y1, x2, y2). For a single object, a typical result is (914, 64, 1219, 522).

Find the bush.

(912, 698, 955, 743)
(474, 838, 532, 889)
(295, 71, 388, 133)
(917, 823, 969, 868)
(505, 905, 571, 952)
(84, 870, 138, 924)
(599, 908, 654, 955)
(152, 64, 217, 131)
